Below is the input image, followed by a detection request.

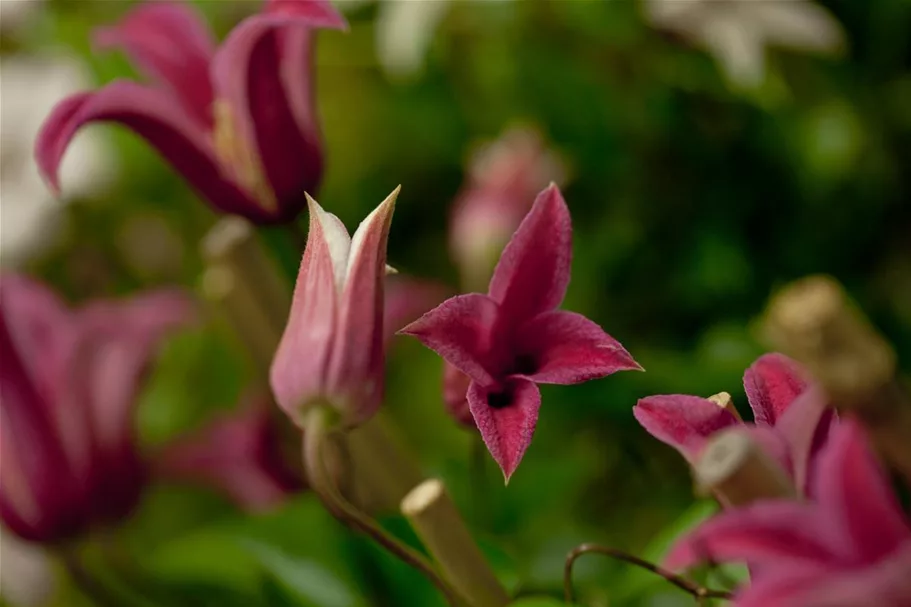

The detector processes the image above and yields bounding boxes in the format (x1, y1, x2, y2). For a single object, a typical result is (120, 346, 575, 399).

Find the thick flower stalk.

(270, 188, 398, 428)
(35, 0, 347, 224)
(156, 393, 305, 513)
(665, 420, 911, 606)
(0, 274, 192, 543)
(402, 184, 641, 481)
(634, 353, 836, 492)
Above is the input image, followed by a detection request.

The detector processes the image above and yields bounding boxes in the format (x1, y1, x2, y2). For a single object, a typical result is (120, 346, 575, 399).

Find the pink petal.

(514, 310, 641, 384)
(467, 379, 541, 482)
(664, 502, 836, 571)
(812, 420, 910, 562)
(264, 0, 350, 30)
(733, 564, 831, 607)
(383, 276, 450, 348)
(743, 353, 808, 427)
(797, 545, 911, 607)
(633, 395, 740, 461)
(442, 362, 474, 427)
(487, 184, 572, 325)
(271, 196, 345, 425)
(35, 82, 264, 219)
(774, 386, 836, 493)
(744, 425, 793, 480)
(399, 294, 500, 387)
(156, 396, 303, 512)
(93, 1, 216, 126)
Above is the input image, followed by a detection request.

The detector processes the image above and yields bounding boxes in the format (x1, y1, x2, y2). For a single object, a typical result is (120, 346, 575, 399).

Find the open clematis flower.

(401, 184, 641, 481)
(634, 353, 836, 492)
(271, 188, 398, 428)
(156, 393, 305, 513)
(0, 274, 193, 543)
(35, 0, 347, 224)
(664, 420, 911, 607)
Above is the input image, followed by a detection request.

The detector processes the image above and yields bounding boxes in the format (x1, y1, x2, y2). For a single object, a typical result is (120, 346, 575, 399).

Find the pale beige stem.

(763, 275, 911, 484)
(402, 479, 510, 607)
(694, 428, 797, 507)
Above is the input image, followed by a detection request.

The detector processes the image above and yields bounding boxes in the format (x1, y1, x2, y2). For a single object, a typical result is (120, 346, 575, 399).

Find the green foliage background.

(3, 0, 911, 605)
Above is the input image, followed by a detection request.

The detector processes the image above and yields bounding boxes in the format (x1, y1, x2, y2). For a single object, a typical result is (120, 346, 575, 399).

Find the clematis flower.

(449, 127, 565, 291)
(401, 184, 640, 481)
(0, 274, 192, 543)
(156, 393, 304, 513)
(35, 0, 347, 224)
(634, 353, 836, 492)
(270, 188, 398, 428)
(664, 420, 911, 607)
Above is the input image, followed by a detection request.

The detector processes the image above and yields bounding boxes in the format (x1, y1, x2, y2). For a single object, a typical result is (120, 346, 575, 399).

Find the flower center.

(509, 353, 538, 376)
(487, 390, 513, 409)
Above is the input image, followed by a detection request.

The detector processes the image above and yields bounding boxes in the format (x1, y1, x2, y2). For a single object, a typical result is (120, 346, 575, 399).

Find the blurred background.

(1, 0, 910, 606)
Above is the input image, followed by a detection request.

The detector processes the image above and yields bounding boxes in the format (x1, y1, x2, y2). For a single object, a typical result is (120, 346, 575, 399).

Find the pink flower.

(0, 274, 193, 543)
(665, 420, 911, 607)
(634, 353, 836, 492)
(401, 184, 640, 481)
(156, 393, 304, 513)
(35, 0, 347, 224)
(449, 128, 565, 290)
(270, 189, 398, 427)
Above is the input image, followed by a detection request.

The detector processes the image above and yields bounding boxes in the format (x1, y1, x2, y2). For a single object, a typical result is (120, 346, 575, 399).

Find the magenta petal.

(733, 565, 830, 607)
(633, 395, 740, 461)
(264, 0, 350, 30)
(515, 310, 640, 384)
(744, 353, 808, 427)
(93, 1, 216, 125)
(664, 502, 836, 571)
(399, 294, 500, 386)
(467, 379, 540, 482)
(442, 362, 475, 427)
(35, 81, 262, 218)
(775, 386, 836, 493)
(487, 184, 571, 324)
(383, 276, 450, 349)
(796, 545, 911, 607)
(743, 425, 793, 480)
(812, 421, 910, 562)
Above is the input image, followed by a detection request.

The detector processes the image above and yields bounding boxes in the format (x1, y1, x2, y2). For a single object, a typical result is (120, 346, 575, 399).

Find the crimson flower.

(270, 189, 398, 428)
(35, 0, 346, 224)
(401, 184, 641, 481)
(0, 274, 192, 543)
(156, 393, 304, 513)
(665, 420, 911, 607)
(634, 353, 836, 492)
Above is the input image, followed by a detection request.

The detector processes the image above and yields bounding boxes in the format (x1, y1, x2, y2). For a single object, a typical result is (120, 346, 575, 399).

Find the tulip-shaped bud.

(449, 127, 566, 290)
(35, 0, 347, 224)
(0, 274, 192, 543)
(271, 189, 398, 427)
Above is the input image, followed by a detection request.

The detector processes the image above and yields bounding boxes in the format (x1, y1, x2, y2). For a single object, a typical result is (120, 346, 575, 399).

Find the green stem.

(60, 547, 158, 607)
(303, 408, 467, 607)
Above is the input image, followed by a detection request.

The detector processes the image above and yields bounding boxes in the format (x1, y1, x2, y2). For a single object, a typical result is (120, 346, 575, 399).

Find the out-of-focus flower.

(271, 188, 398, 428)
(402, 185, 640, 481)
(442, 362, 473, 427)
(0, 274, 193, 543)
(156, 394, 304, 513)
(665, 421, 911, 607)
(36, 0, 347, 224)
(634, 353, 836, 492)
(450, 127, 566, 291)
(643, 0, 845, 89)
(383, 275, 450, 348)
(0, 527, 55, 606)
(0, 55, 115, 264)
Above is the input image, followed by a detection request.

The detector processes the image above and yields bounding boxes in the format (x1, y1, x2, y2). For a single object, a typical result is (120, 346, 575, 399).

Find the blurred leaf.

(508, 597, 580, 607)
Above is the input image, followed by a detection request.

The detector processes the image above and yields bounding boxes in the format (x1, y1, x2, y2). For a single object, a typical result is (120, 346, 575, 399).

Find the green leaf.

(508, 597, 580, 607)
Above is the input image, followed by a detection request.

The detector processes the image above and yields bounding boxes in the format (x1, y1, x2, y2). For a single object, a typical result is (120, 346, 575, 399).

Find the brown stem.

(303, 408, 467, 607)
(563, 543, 734, 605)
(401, 479, 510, 607)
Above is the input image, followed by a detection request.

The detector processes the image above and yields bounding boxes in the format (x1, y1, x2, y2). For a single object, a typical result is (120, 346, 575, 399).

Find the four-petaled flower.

(665, 420, 911, 607)
(634, 353, 836, 493)
(36, 0, 347, 224)
(401, 184, 641, 481)
(0, 274, 193, 543)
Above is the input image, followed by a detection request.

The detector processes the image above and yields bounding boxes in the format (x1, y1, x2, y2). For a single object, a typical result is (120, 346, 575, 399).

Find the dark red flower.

(401, 184, 640, 481)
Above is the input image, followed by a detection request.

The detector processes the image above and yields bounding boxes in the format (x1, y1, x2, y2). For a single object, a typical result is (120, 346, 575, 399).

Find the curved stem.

(563, 543, 734, 604)
(304, 408, 466, 607)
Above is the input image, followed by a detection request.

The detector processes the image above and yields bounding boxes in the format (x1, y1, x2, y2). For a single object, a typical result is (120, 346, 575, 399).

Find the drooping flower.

(449, 127, 566, 291)
(634, 353, 836, 492)
(0, 274, 193, 543)
(156, 393, 304, 513)
(401, 184, 641, 481)
(270, 188, 398, 428)
(35, 0, 347, 224)
(665, 420, 911, 607)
